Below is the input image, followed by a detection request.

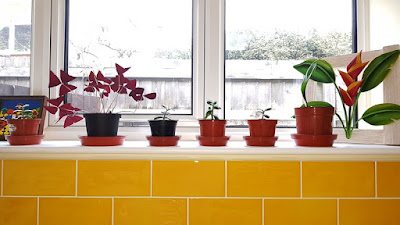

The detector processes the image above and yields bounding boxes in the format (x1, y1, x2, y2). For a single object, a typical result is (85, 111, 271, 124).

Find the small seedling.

(254, 108, 271, 119)
(154, 105, 173, 120)
(205, 100, 221, 120)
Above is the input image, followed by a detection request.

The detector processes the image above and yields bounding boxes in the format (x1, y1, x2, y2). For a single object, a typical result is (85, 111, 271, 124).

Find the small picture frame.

(0, 96, 47, 141)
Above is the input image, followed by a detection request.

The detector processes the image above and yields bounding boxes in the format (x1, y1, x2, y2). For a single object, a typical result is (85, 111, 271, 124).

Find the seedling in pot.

(153, 105, 174, 121)
(253, 108, 272, 119)
(205, 100, 221, 120)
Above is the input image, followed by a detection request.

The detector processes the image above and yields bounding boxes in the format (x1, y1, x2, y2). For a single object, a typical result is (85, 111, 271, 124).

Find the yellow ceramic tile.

(0, 197, 37, 225)
(377, 162, 400, 197)
(189, 198, 262, 225)
(39, 198, 111, 225)
(264, 199, 336, 225)
(152, 161, 225, 197)
(3, 160, 75, 196)
(227, 161, 300, 197)
(302, 161, 374, 197)
(78, 160, 150, 196)
(115, 198, 187, 225)
(339, 199, 400, 225)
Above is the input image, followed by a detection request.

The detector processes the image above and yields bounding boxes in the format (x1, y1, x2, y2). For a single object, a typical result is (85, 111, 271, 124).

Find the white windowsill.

(1, 140, 400, 161)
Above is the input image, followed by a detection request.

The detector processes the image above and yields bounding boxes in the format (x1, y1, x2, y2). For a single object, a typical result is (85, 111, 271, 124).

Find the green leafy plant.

(253, 108, 272, 119)
(205, 100, 221, 120)
(153, 105, 173, 121)
(294, 50, 400, 139)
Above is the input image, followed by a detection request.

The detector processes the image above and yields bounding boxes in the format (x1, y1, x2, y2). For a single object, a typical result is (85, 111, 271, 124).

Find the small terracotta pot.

(294, 107, 334, 135)
(248, 119, 278, 137)
(6, 119, 41, 136)
(199, 120, 226, 137)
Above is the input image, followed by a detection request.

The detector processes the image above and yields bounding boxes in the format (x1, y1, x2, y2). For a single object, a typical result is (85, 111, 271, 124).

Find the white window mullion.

(204, 0, 225, 119)
(30, 0, 52, 96)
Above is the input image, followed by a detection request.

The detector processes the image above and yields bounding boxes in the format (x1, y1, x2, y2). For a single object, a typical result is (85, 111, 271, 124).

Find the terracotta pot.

(199, 120, 226, 137)
(6, 119, 41, 136)
(248, 119, 278, 137)
(294, 107, 334, 135)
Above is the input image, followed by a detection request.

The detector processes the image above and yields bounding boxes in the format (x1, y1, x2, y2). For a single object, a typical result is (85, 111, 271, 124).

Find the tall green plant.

(294, 50, 400, 139)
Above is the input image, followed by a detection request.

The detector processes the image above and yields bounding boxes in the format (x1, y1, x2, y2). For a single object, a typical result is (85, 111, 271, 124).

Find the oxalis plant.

(205, 100, 221, 120)
(294, 50, 400, 139)
(153, 105, 173, 120)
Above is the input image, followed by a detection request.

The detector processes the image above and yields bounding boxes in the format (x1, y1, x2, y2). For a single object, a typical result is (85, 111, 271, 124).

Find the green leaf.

(361, 50, 400, 92)
(301, 80, 309, 105)
(362, 103, 400, 125)
(301, 101, 333, 108)
(214, 115, 219, 120)
(294, 59, 336, 83)
(205, 111, 211, 119)
(207, 100, 212, 105)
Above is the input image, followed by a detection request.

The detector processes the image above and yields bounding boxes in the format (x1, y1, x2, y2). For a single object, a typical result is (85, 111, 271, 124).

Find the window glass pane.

(225, 0, 353, 126)
(67, 0, 192, 115)
(0, 0, 31, 96)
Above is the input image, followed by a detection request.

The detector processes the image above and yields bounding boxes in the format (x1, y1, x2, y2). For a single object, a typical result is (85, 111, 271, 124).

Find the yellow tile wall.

(302, 161, 375, 197)
(3, 160, 76, 196)
(152, 160, 225, 197)
(0, 159, 399, 224)
(0, 197, 37, 225)
(39, 198, 112, 225)
(377, 162, 400, 197)
(115, 198, 187, 225)
(189, 198, 262, 225)
(227, 161, 300, 197)
(78, 160, 150, 196)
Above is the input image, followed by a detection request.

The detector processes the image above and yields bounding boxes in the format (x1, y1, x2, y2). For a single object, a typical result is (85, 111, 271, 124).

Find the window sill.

(1, 140, 399, 161)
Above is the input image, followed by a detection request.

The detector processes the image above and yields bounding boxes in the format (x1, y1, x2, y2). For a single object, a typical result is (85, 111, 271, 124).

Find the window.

(225, 0, 354, 126)
(0, 0, 32, 96)
(66, 0, 193, 115)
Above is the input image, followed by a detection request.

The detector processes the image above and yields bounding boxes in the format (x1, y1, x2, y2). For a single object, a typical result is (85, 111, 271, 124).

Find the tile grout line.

(37, 197, 40, 225)
(337, 199, 339, 225)
(75, 160, 78, 196)
(225, 161, 227, 197)
(300, 161, 302, 198)
(187, 198, 189, 225)
(375, 161, 377, 198)
(1, 160, 3, 196)
(111, 197, 114, 225)
(262, 198, 264, 225)
(150, 160, 153, 197)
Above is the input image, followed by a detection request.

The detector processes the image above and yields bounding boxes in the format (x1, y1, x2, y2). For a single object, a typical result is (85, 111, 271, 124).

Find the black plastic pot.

(84, 113, 121, 137)
(149, 120, 178, 136)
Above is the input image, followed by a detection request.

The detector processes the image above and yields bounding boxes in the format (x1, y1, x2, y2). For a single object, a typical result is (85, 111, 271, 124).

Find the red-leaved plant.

(45, 63, 156, 128)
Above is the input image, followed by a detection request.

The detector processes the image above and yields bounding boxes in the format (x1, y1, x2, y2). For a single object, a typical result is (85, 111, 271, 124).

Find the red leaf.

(64, 115, 83, 128)
(130, 87, 144, 101)
(43, 106, 58, 114)
(49, 71, 61, 88)
(99, 84, 111, 94)
(125, 79, 137, 90)
(59, 103, 81, 118)
(84, 86, 96, 92)
(115, 63, 130, 75)
(88, 71, 96, 82)
(144, 93, 157, 100)
(60, 70, 77, 83)
(48, 96, 64, 107)
(97, 71, 112, 84)
(60, 84, 77, 96)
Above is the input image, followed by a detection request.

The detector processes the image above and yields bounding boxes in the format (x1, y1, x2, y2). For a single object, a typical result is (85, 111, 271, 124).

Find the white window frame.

(28, 0, 399, 144)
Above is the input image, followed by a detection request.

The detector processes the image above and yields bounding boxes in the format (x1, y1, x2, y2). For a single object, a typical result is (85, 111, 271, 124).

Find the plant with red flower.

(45, 63, 156, 128)
(294, 50, 400, 139)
